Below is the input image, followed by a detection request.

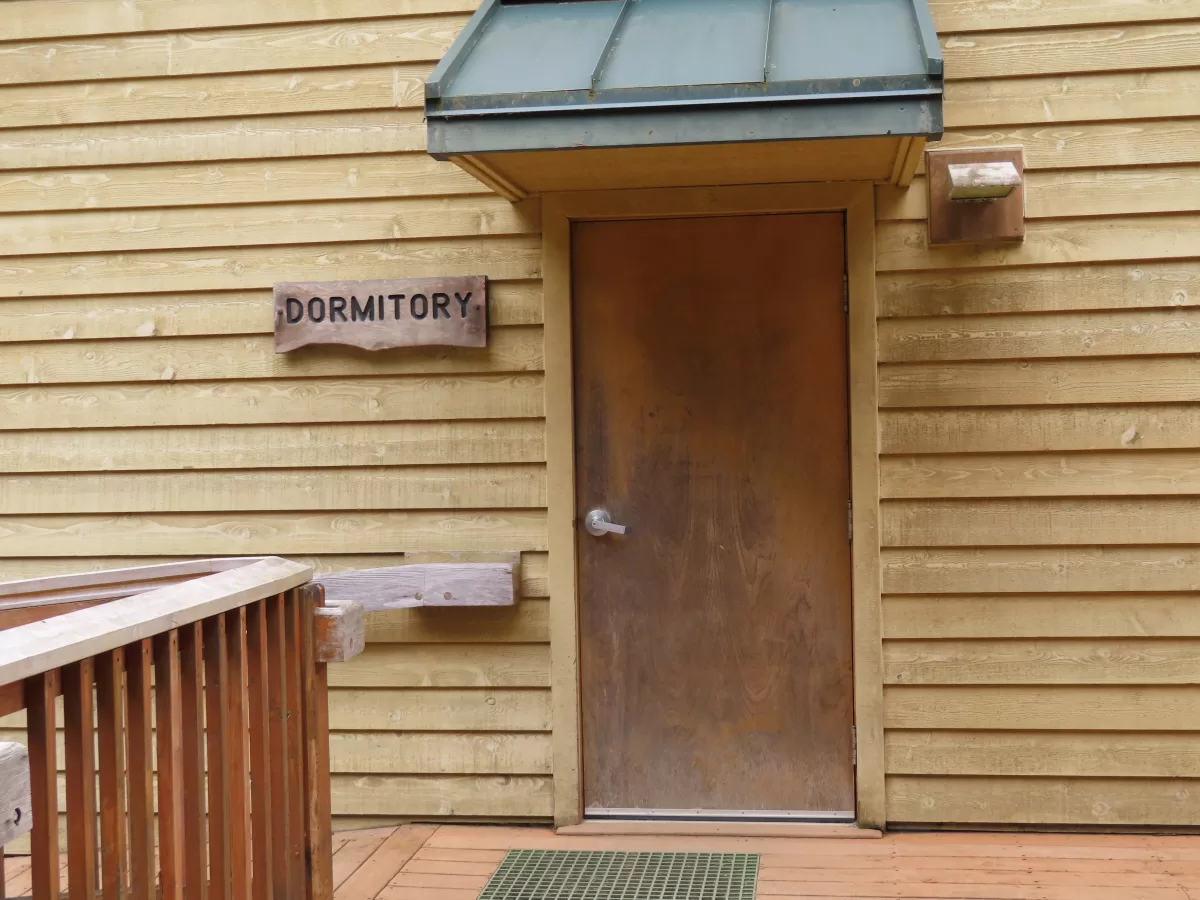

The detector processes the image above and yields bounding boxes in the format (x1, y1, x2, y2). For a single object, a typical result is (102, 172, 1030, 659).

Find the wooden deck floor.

(326, 824, 1200, 900)
(5, 825, 1199, 898)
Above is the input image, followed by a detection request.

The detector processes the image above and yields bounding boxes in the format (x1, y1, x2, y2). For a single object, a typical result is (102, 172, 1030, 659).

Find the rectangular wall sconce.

(926, 146, 1025, 245)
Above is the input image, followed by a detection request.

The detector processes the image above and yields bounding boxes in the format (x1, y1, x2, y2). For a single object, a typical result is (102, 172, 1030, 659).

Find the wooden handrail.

(0, 557, 273, 606)
(0, 557, 279, 636)
(0, 556, 354, 900)
(0, 557, 309, 692)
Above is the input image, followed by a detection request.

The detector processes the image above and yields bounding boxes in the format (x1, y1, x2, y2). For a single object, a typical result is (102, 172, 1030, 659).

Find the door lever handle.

(584, 509, 628, 537)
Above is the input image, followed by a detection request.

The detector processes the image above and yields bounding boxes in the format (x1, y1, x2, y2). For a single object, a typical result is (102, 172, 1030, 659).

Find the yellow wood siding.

(0, 0, 549, 826)
(4, 0, 1198, 832)
(876, 2, 1200, 826)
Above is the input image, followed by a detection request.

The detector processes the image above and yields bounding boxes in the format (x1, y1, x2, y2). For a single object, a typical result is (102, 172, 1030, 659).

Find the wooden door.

(574, 213, 855, 815)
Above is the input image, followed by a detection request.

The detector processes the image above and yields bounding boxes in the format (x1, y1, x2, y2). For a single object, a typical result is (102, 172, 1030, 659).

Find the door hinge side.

(851, 725, 857, 766)
(847, 501, 853, 541)
(843, 273, 849, 313)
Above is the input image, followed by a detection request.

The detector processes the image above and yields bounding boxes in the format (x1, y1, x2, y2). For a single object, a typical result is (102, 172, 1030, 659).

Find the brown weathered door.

(574, 213, 855, 815)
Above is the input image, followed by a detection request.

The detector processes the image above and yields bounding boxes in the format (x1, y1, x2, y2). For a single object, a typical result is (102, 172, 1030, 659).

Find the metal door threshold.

(585, 808, 856, 823)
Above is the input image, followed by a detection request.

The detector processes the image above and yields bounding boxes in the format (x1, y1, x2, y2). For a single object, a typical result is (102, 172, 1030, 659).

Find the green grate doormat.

(477, 849, 760, 900)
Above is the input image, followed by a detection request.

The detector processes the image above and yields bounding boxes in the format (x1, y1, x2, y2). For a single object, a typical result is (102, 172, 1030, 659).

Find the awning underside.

(426, 0, 944, 160)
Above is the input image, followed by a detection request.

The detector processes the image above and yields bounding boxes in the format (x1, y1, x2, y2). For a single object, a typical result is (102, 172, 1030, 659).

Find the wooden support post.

(64, 659, 99, 900)
(126, 640, 156, 900)
(25, 670, 58, 900)
(204, 614, 233, 900)
(96, 648, 129, 900)
(154, 631, 185, 900)
(246, 601, 275, 900)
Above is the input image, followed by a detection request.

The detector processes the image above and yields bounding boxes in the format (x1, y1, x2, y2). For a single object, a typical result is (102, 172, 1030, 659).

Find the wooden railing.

(0, 556, 356, 900)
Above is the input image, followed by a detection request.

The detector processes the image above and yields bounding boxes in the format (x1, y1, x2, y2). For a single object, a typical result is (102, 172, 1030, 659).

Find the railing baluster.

(265, 595, 291, 900)
(283, 591, 305, 895)
(125, 640, 155, 900)
(155, 631, 186, 900)
(245, 601, 274, 900)
(204, 615, 233, 900)
(26, 669, 60, 900)
(300, 585, 333, 900)
(96, 648, 129, 899)
(179, 622, 207, 900)
(226, 608, 252, 900)
(64, 659, 99, 900)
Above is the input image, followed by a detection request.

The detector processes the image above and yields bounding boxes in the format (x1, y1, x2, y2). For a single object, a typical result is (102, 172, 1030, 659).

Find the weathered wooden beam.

(313, 600, 365, 663)
(0, 742, 31, 846)
(314, 559, 517, 611)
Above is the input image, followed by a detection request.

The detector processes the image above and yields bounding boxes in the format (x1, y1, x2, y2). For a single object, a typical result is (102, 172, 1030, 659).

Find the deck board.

(4, 825, 1199, 899)
(335, 824, 437, 900)
(333, 826, 399, 890)
(362, 825, 1200, 900)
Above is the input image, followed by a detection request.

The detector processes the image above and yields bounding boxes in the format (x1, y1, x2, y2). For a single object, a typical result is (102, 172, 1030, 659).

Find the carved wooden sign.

(273, 276, 487, 352)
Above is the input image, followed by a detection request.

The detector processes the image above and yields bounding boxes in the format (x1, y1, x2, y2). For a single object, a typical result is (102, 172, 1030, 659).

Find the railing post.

(300, 584, 334, 900)
(178, 623, 207, 900)
(205, 614, 233, 900)
(283, 592, 305, 895)
(265, 595, 291, 900)
(246, 600, 275, 900)
(155, 631, 185, 900)
(96, 647, 129, 900)
(24, 670, 58, 900)
(64, 659, 99, 899)
(226, 607, 253, 900)
(126, 639, 156, 900)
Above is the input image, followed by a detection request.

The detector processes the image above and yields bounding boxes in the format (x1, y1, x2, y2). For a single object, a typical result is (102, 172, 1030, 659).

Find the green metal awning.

(425, 0, 943, 160)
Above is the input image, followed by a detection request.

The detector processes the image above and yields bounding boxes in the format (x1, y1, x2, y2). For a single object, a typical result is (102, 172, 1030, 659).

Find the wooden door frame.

(542, 183, 883, 829)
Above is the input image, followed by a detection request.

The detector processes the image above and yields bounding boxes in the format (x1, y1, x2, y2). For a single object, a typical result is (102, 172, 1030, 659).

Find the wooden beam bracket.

(313, 600, 365, 663)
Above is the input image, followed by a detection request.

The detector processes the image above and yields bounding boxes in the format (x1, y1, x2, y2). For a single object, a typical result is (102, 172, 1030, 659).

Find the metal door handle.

(585, 509, 628, 537)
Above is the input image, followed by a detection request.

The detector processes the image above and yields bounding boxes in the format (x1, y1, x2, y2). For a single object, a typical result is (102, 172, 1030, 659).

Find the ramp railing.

(0, 556, 360, 900)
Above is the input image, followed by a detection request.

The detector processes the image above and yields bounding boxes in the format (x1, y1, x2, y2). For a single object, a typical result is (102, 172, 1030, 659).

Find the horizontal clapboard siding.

(0, 421, 546, 473)
(0, 0, 553, 828)
(6, 0, 1200, 833)
(880, 0, 1200, 827)
(944, 70, 1200, 127)
(0, 155, 481, 213)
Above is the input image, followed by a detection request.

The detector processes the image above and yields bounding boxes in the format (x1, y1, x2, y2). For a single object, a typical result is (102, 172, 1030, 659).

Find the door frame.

(542, 183, 883, 828)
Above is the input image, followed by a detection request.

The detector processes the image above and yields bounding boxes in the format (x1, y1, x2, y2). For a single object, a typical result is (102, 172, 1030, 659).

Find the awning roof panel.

(596, 0, 770, 90)
(768, 0, 929, 81)
(444, 0, 624, 97)
(427, 0, 943, 159)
